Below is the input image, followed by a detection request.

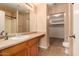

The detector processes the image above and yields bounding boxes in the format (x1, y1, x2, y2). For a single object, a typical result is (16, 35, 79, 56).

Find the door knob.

(69, 34, 75, 38)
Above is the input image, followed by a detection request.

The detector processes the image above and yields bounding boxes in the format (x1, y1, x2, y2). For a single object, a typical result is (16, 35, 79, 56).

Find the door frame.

(47, 3, 74, 56)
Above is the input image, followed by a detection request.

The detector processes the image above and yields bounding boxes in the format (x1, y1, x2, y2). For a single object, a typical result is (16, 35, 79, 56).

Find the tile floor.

(39, 38, 65, 56)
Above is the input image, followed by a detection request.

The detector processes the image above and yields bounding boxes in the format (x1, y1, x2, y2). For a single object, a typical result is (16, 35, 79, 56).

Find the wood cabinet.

(30, 43, 38, 56)
(14, 49, 27, 56)
(0, 35, 44, 56)
(28, 38, 39, 56)
(1, 41, 28, 56)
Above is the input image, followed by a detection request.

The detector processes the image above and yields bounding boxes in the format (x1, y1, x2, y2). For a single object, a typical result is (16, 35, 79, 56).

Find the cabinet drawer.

(1, 42, 27, 56)
(28, 38, 39, 46)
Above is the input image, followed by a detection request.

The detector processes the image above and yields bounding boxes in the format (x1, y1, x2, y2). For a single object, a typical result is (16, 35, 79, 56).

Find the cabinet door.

(0, 51, 2, 56)
(30, 43, 38, 56)
(1, 42, 27, 56)
(14, 49, 27, 56)
(14, 51, 25, 56)
(28, 38, 40, 56)
(25, 48, 28, 56)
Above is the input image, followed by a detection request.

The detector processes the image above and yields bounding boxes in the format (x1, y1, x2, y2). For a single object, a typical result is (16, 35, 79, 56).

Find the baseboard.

(39, 45, 48, 49)
(50, 37, 64, 40)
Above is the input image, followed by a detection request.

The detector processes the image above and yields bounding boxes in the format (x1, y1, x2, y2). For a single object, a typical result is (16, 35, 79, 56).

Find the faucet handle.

(5, 32, 8, 35)
(0, 31, 4, 35)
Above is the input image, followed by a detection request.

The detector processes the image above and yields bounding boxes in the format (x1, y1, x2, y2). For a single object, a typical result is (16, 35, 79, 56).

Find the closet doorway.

(47, 12, 65, 55)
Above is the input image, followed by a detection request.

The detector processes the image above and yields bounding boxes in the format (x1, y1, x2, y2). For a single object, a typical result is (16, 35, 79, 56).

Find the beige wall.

(36, 4, 49, 49)
(30, 10, 37, 32)
(30, 4, 49, 49)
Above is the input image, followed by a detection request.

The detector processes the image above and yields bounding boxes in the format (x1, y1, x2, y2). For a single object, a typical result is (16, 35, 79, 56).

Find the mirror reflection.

(0, 3, 30, 34)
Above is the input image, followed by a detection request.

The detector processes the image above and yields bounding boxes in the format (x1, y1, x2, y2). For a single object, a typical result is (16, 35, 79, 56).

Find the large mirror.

(0, 3, 30, 34)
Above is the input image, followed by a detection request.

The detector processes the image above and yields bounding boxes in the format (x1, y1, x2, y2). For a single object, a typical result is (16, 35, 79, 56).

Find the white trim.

(39, 45, 48, 49)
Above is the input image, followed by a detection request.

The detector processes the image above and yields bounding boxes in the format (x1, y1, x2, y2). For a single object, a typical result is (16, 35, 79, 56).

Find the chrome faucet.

(0, 31, 8, 40)
(5, 33, 8, 40)
(0, 31, 4, 35)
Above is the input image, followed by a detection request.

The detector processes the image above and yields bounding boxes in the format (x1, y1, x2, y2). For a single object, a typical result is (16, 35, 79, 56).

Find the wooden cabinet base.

(0, 35, 44, 56)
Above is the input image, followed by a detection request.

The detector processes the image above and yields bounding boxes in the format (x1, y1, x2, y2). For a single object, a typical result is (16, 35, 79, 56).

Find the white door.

(73, 3, 79, 56)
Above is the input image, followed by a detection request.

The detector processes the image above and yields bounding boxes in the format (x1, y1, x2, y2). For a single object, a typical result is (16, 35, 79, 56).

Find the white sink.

(0, 39, 5, 42)
(0, 35, 31, 50)
(9, 35, 31, 40)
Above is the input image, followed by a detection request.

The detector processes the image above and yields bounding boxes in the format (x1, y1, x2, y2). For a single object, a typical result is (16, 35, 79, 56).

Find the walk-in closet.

(48, 12, 64, 45)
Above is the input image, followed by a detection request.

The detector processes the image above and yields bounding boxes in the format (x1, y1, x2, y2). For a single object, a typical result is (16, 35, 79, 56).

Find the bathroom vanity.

(0, 32, 44, 56)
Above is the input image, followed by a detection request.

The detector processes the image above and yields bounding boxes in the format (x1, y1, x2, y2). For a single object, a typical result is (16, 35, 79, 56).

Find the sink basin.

(0, 39, 5, 42)
(9, 35, 31, 40)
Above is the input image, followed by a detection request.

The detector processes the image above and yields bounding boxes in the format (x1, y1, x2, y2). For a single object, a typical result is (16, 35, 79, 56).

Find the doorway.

(39, 12, 65, 56)
(39, 3, 73, 56)
(47, 12, 65, 56)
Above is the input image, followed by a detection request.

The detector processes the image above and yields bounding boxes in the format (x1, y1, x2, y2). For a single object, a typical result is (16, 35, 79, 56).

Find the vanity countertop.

(0, 32, 45, 50)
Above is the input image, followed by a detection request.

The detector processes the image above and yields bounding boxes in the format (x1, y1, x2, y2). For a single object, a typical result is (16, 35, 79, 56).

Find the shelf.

(50, 22, 64, 25)
(49, 19, 64, 24)
(50, 18, 64, 21)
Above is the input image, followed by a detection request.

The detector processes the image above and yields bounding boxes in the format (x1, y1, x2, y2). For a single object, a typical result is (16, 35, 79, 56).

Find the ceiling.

(0, 3, 30, 13)
(47, 3, 67, 6)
